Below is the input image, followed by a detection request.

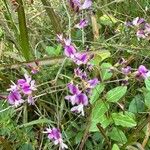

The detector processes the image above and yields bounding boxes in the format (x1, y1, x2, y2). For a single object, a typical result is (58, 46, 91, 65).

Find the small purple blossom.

(75, 93, 88, 105)
(17, 74, 36, 95)
(136, 65, 150, 79)
(87, 78, 99, 88)
(136, 30, 146, 39)
(8, 90, 24, 107)
(70, 93, 88, 116)
(74, 68, 87, 80)
(65, 83, 81, 105)
(7, 74, 37, 106)
(121, 66, 131, 75)
(27, 95, 35, 105)
(64, 39, 76, 58)
(65, 83, 89, 116)
(132, 17, 145, 26)
(80, 0, 92, 10)
(75, 19, 88, 29)
(44, 128, 68, 149)
(68, 0, 92, 11)
(67, 83, 81, 95)
(73, 53, 89, 65)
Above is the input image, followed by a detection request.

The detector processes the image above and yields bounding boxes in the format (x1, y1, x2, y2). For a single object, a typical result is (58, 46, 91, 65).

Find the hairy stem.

(16, 0, 32, 60)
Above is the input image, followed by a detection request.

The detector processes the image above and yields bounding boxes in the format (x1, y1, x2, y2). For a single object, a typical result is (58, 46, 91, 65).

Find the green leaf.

(112, 144, 120, 150)
(99, 14, 118, 27)
(145, 78, 150, 91)
(45, 45, 62, 56)
(90, 101, 110, 132)
(91, 51, 111, 66)
(108, 127, 127, 144)
(112, 111, 137, 127)
(106, 86, 127, 102)
(90, 83, 105, 104)
(128, 95, 145, 113)
(100, 63, 113, 81)
(144, 92, 150, 109)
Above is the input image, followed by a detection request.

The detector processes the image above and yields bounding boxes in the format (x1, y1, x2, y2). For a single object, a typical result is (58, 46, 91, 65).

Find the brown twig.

(97, 123, 111, 150)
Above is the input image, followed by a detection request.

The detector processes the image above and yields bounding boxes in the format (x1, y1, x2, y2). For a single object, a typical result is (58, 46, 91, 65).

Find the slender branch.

(97, 123, 111, 150)
(0, 50, 99, 70)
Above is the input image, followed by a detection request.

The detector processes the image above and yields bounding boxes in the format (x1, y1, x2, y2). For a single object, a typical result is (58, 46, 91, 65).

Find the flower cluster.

(57, 34, 91, 66)
(65, 76, 99, 116)
(44, 127, 68, 149)
(68, 0, 92, 12)
(7, 74, 36, 107)
(125, 17, 150, 39)
(118, 59, 150, 79)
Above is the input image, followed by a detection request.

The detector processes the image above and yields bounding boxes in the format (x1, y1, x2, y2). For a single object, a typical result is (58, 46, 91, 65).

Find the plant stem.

(23, 103, 28, 123)
(16, 0, 32, 60)
(41, 0, 62, 34)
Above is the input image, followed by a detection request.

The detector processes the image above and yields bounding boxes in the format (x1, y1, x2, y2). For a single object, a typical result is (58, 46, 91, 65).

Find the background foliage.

(1, 0, 150, 149)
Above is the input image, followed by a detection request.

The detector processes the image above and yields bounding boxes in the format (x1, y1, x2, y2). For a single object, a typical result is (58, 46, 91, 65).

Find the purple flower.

(87, 78, 99, 88)
(68, 0, 92, 12)
(121, 66, 131, 75)
(71, 93, 88, 116)
(8, 90, 24, 107)
(17, 74, 36, 95)
(67, 83, 81, 95)
(136, 65, 150, 79)
(44, 128, 68, 149)
(75, 93, 88, 105)
(27, 95, 35, 105)
(75, 19, 88, 29)
(68, 0, 80, 12)
(80, 0, 92, 10)
(65, 83, 81, 105)
(64, 39, 76, 58)
(74, 68, 87, 80)
(7, 82, 18, 91)
(73, 53, 89, 65)
(136, 30, 146, 39)
(132, 17, 145, 26)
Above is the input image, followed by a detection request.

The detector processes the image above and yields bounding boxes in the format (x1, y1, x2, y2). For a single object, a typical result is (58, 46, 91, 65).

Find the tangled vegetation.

(1, 0, 150, 149)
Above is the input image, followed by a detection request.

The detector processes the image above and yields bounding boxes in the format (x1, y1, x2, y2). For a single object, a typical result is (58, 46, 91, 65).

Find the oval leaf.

(112, 112, 137, 127)
(106, 86, 127, 102)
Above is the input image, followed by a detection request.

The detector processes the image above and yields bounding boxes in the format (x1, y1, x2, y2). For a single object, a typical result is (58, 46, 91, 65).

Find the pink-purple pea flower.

(64, 39, 76, 58)
(121, 66, 131, 75)
(7, 74, 36, 106)
(75, 19, 88, 29)
(136, 65, 150, 79)
(44, 127, 68, 149)
(65, 83, 88, 116)
(7, 90, 24, 107)
(132, 17, 145, 26)
(68, 0, 92, 12)
(74, 68, 87, 80)
(17, 74, 36, 95)
(73, 53, 89, 65)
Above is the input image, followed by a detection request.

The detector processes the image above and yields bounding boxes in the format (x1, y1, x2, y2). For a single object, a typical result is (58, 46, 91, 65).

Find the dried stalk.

(41, 0, 62, 34)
